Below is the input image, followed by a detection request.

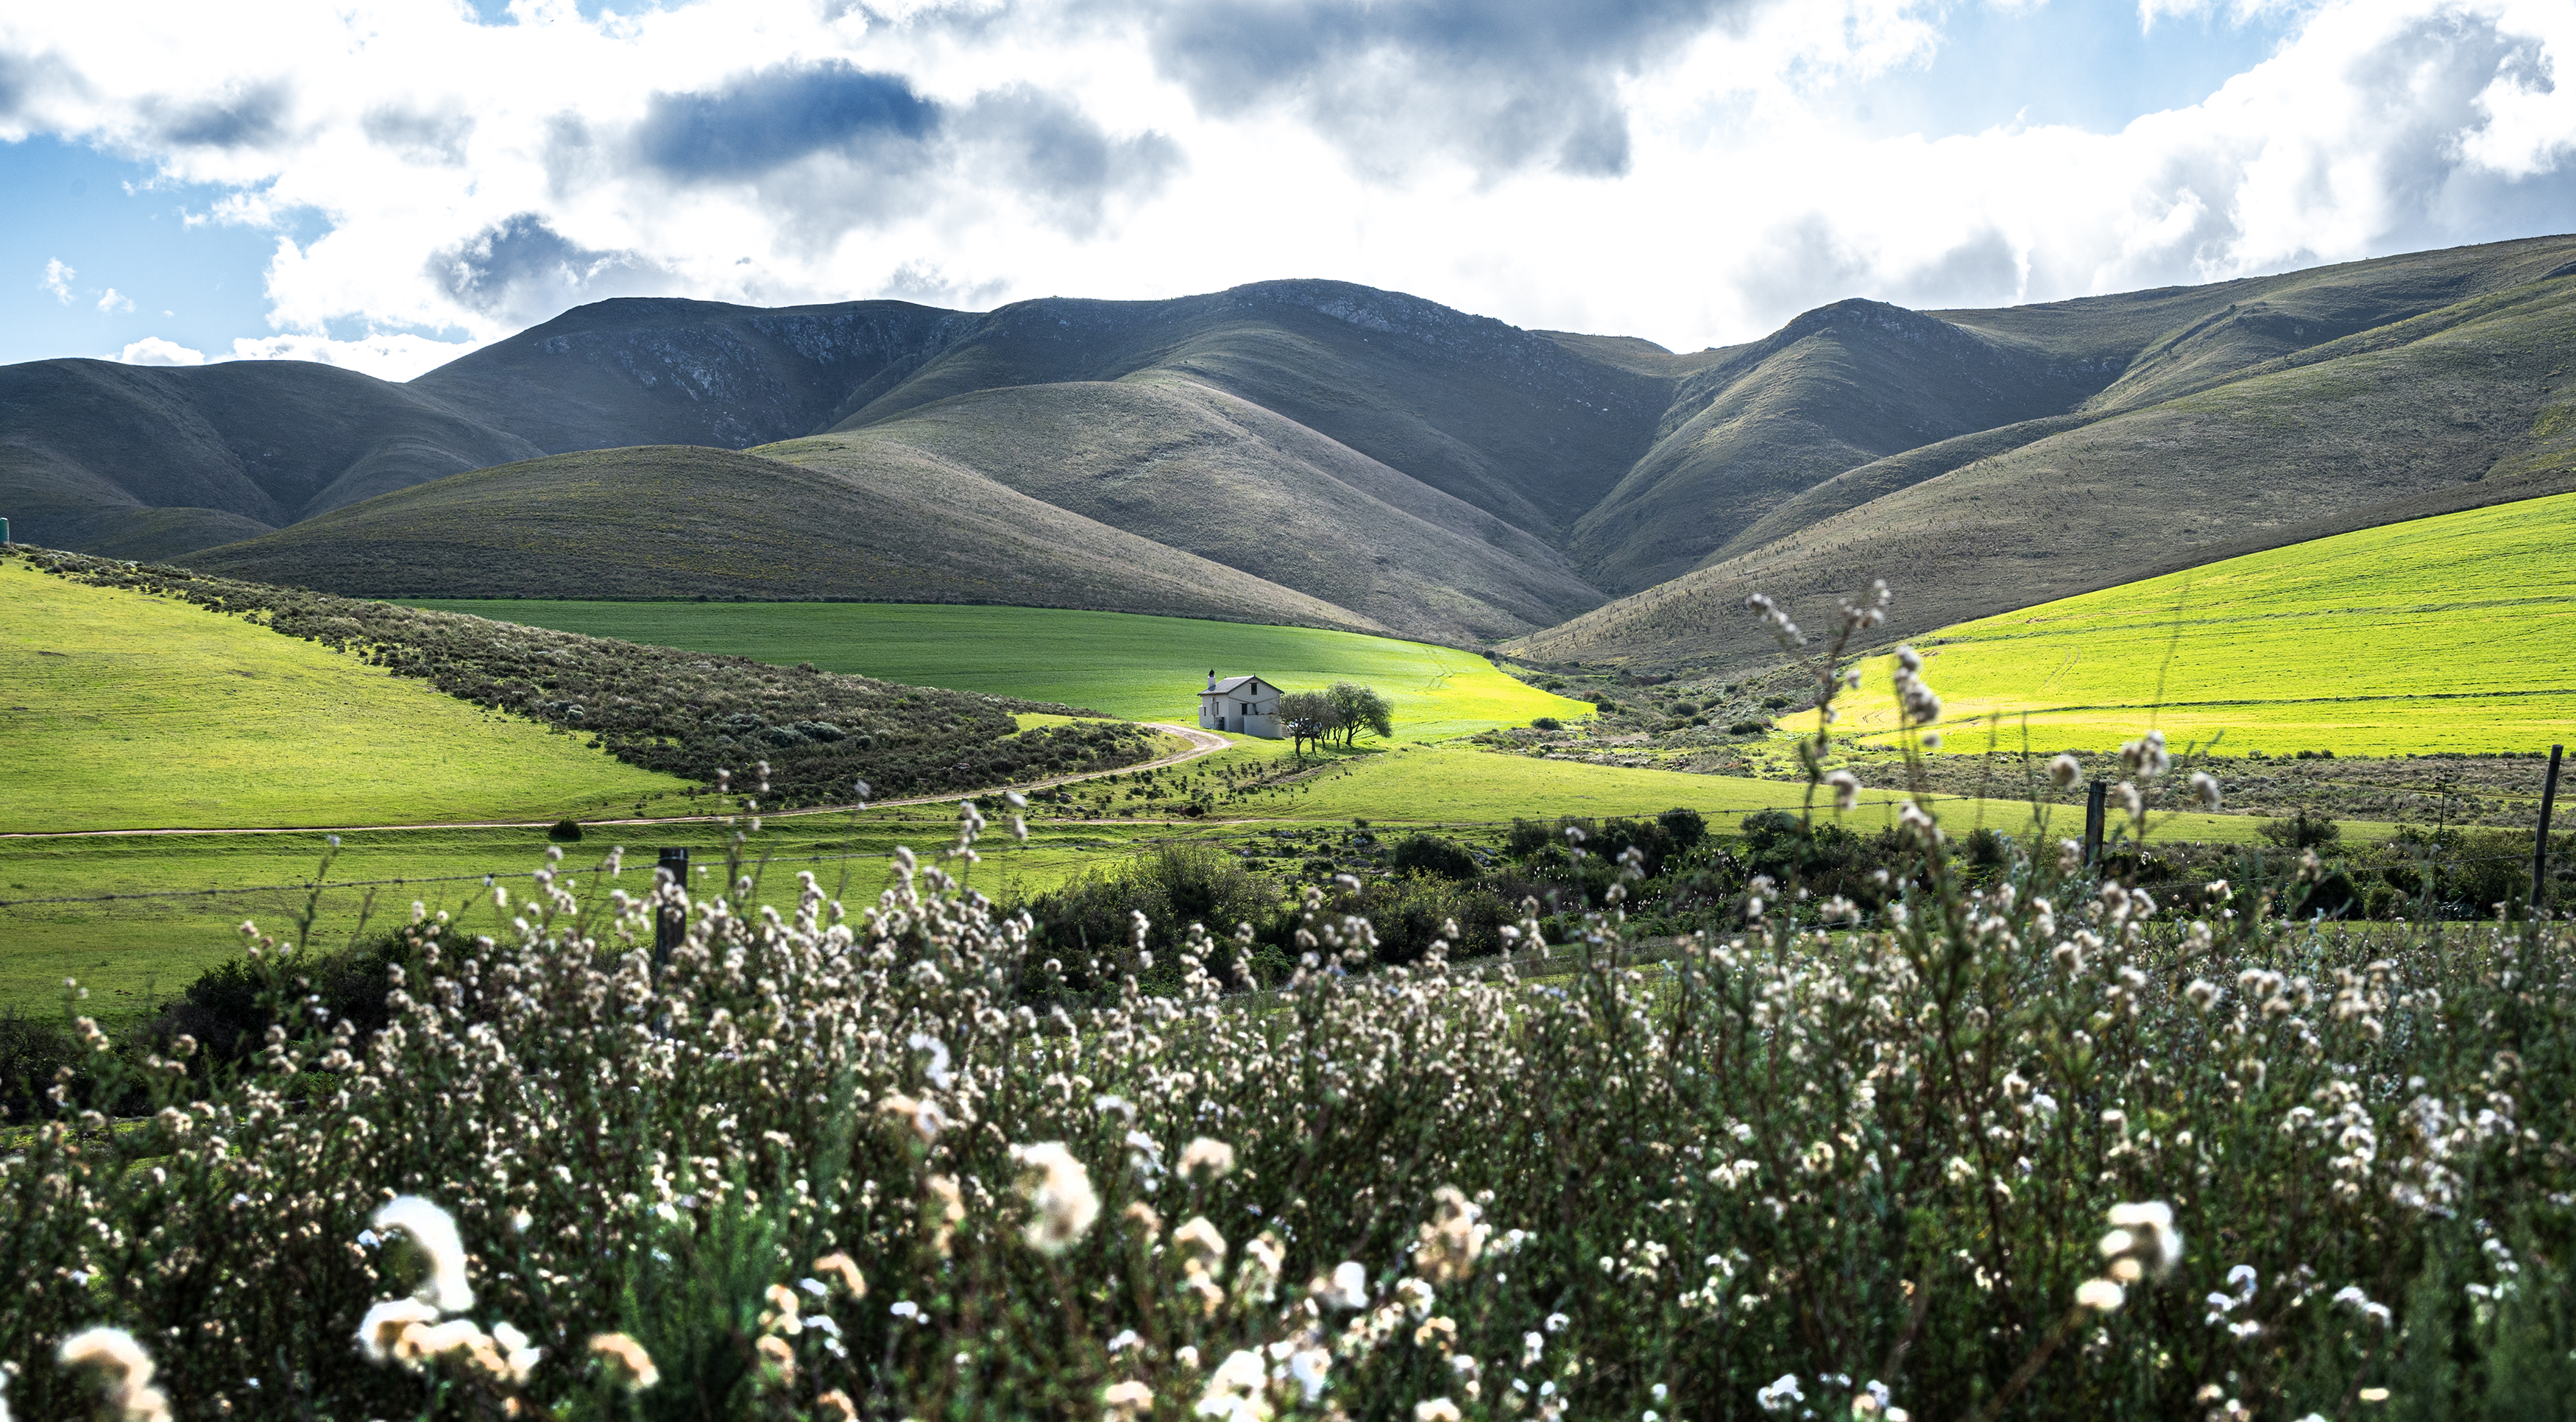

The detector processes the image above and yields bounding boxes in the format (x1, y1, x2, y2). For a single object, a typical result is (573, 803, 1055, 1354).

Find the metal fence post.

(2537, 745, 2564, 913)
(2084, 780, 2108, 866)
(654, 847, 689, 971)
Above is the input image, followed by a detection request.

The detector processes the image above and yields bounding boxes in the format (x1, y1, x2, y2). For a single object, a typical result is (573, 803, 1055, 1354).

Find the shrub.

(2260, 808, 2343, 849)
(1390, 833, 1479, 880)
(1530, 716, 1561, 731)
(1729, 718, 1769, 735)
(548, 818, 584, 842)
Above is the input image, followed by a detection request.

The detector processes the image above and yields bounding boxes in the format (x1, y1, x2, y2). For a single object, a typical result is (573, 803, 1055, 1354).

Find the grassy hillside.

(777, 376, 1604, 641)
(1830, 492, 2576, 755)
(0, 357, 541, 556)
(1518, 270, 2576, 670)
(830, 280, 1671, 539)
(188, 444, 1379, 631)
(1566, 300, 2119, 592)
(397, 600, 1595, 740)
(0, 560, 682, 832)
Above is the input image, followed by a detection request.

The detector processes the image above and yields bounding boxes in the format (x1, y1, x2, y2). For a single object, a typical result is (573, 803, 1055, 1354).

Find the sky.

(4, 0, 2573, 379)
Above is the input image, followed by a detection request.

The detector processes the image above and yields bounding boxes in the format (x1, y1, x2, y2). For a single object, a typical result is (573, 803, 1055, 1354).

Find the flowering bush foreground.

(7, 611, 2575, 1421)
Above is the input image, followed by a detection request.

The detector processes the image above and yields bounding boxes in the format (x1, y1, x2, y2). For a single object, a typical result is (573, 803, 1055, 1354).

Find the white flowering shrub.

(5, 579, 2573, 1418)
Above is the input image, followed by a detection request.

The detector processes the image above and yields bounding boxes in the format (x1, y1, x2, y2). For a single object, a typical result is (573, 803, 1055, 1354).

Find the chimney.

(1207, 670, 1216, 690)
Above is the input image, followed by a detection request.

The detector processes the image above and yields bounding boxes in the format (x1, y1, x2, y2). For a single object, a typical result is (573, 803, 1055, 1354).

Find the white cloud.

(116, 336, 205, 365)
(39, 258, 74, 303)
(2, 0, 2572, 358)
(224, 331, 485, 381)
(95, 286, 132, 314)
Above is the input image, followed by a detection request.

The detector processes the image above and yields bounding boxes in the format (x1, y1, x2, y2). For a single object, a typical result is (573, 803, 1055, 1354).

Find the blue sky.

(2, 0, 2570, 377)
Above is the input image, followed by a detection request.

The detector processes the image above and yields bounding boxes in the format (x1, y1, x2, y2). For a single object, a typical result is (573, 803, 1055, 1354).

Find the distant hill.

(10, 237, 2576, 659)
(191, 444, 1382, 632)
(1513, 236, 2576, 667)
(0, 358, 539, 553)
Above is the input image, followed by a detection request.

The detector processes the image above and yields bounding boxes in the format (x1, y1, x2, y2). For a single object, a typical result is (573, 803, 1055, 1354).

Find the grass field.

(0, 810, 1152, 1016)
(1833, 492, 2576, 756)
(400, 601, 1595, 740)
(8, 738, 2330, 1015)
(0, 563, 686, 833)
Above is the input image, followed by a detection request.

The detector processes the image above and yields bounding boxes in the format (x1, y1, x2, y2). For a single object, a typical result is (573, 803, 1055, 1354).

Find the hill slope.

(1830, 491, 2576, 756)
(189, 444, 1381, 632)
(1515, 257, 2576, 668)
(0, 556, 682, 832)
(776, 375, 1603, 641)
(0, 358, 541, 553)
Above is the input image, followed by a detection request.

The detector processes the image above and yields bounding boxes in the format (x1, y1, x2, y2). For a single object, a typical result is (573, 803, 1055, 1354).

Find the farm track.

(0, 724, 1234, 841)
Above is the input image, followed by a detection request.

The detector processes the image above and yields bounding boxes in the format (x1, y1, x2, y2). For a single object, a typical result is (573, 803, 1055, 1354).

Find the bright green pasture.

(399, 601, 1593, 740)
(1836, 493, 2576, 756)
(0, 562, 686, 833)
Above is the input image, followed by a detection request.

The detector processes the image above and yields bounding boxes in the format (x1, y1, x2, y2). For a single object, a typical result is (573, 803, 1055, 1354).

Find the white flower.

(1415, 1400, 1462, 1422)
(356, 1298, 442, 1363)
(1756, 1373, 1804, 1412)
(1288, 1347, 1331, 1402)
(1179, 1137, 1237, 1180)
(2050, 753, 2083, 790)
(375, 1195, 474, 1313)
(1316, 1261, 1370, 1309)
(2075, 1278, 2126, 1312)
(1011, 1142, 1101, 1256)
(1827, 770, 1861, 813)
(2191, 770, 2222, 808)
(59, 1328, 171, 1422)
(1197, 1350, 1271, 1421)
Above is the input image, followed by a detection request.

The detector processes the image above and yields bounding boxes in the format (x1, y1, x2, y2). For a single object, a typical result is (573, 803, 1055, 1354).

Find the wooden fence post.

(2537, 745, 2563, 913)
(654, 847, 689, 971)
(2084, 780, 2108, 866)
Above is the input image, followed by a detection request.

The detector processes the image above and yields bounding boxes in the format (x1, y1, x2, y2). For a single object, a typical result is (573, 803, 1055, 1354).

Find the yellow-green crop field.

(1836, 492, 2576, 756)
(0, 563, 685, 833)
(399, 601, 1595, 740)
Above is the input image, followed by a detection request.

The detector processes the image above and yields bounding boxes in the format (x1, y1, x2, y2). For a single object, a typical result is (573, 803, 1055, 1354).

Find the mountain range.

(7, 234, 2575, 668)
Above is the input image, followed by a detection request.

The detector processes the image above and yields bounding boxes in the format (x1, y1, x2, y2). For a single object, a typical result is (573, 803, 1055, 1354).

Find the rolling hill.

(1827, 492, 2576, 756)
(10, 236, 2576, 662)
(188, 444, 1383, 632)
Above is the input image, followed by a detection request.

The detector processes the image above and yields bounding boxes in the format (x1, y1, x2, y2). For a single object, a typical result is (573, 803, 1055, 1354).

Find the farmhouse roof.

(1205, 675, 1268, 695)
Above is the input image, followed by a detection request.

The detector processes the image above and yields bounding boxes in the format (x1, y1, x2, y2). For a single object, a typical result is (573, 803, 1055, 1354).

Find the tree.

(1277, 690, 1335, 758)
(1326, 682, 1394, 747)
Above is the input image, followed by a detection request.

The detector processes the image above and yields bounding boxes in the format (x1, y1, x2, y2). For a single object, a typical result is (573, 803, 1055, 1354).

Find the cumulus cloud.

(116, 336, 205, 365)
(0, 0, 2570, 364)
(635, 61, 940, 180)
(95, 286, 132, 314)
(1131, 0, 1758, 179)
(226, 332, 484, 381)
(39, 258, 74, 303)
(425, 213, 670, 326)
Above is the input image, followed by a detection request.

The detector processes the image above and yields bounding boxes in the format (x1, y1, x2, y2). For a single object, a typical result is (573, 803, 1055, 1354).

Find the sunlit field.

(400, 600, 1594, 740)
(1836, 492, 2576, 756)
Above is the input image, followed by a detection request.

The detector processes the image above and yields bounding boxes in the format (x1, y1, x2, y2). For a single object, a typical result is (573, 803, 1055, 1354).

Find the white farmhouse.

(1199, 672, 1283, 738)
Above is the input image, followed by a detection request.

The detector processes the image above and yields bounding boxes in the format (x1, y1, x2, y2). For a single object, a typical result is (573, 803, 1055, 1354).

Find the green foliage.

(2262, 809, 2345, 850)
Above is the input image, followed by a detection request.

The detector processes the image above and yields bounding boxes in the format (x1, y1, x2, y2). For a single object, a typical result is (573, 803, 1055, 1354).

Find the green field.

(8, 747, 2308, 1015)
(0, 811, 1143, 1016)
(0, 563, 686, 832)
(400, 601, 1595, 740)
(1835, 492, 2576, 756)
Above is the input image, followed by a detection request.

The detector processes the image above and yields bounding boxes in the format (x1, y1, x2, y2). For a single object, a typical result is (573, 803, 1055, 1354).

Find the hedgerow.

(16, 551, 1160, 807)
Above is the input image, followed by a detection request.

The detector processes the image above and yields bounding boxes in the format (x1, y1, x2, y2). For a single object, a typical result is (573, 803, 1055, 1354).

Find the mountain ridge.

(8, 234, 2576, 664)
